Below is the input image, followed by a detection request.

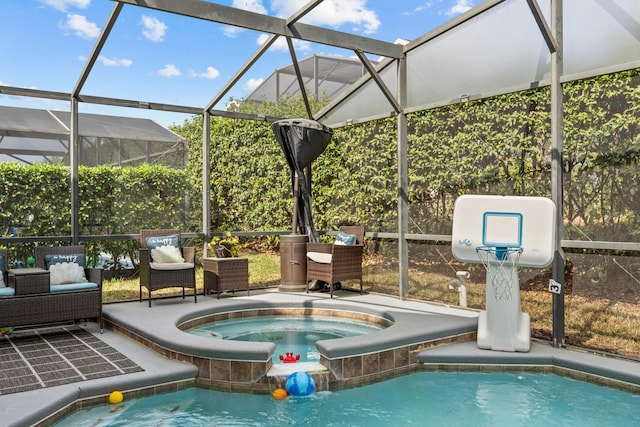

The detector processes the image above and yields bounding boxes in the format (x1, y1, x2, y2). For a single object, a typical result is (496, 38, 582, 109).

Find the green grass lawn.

(102, 251, 281, 303)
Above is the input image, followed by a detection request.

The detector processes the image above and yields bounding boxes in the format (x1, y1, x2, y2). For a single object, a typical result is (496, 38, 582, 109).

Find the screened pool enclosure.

(0, 105, 186, 167)
(1, 0, 640, 352)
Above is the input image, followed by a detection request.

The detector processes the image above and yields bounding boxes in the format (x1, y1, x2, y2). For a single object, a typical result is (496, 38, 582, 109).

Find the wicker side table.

(8, 268, 50, 295)
(202, 257, 249, 299)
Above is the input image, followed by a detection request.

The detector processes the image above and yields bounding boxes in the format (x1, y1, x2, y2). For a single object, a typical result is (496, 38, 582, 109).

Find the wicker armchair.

(306, 225, 365, 298)
(139, 229, 197, 307)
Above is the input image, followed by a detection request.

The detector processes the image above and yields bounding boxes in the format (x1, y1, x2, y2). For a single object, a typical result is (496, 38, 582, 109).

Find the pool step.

(267, 361, 328, 377)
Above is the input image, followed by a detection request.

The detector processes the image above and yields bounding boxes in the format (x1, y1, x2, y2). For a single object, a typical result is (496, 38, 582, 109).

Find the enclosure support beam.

(354, 50, 402, 114)
(203, 111, 211, 257)
(206, 34, 279, 112)
(550, 0, 565, 348)
(397, 56, 409, 300)
(286, 37, 314, 120)
(525, 0, 558, 53)
(118, 0, 402, 59)
(73, 2, 123, 97)
(70, 98, 80, 245)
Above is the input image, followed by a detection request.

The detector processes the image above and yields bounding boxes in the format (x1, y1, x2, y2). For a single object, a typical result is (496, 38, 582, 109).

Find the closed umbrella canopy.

(272, 118, 333, 242)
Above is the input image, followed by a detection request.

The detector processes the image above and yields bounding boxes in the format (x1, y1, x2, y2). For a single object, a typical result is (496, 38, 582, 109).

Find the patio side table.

(8, 268, 50, 295)
(202, 257, 249, 299)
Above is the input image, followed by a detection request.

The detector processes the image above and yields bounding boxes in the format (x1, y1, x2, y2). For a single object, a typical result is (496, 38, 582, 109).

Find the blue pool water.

(185, 315, 384, 362)
(55, 371, 639, 426)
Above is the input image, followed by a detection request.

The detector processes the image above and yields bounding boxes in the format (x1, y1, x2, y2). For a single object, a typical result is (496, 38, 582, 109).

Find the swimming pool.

(185, 314, 385, 362)
(54, 371, 639, 426)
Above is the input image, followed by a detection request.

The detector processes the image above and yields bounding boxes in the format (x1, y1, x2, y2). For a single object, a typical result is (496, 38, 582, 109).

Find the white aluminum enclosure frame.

(2, 0, 640, 347)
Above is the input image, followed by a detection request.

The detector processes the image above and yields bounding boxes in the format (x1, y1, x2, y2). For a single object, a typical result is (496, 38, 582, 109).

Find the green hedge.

(177, 69, 640, 245)
(0, 163, 189, 267)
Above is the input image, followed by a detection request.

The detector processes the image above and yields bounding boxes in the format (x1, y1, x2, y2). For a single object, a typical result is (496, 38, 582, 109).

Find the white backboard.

(451, 195, 556, 268)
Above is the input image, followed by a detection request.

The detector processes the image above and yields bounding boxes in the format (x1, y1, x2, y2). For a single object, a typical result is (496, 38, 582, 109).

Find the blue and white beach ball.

(285, 371, 315, 396)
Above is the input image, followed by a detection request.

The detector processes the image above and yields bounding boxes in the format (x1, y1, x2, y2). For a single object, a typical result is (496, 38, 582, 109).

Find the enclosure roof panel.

(318, 0, 640, 126)
(246, 55, 366, 103)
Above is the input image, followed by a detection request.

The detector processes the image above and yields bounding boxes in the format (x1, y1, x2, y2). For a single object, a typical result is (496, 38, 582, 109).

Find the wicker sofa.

(0, 246, 103, 331)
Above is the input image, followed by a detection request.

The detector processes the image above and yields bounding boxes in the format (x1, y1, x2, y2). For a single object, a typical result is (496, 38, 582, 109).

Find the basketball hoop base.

(476, 246, 530, 352)
(478, 310, 531, 352)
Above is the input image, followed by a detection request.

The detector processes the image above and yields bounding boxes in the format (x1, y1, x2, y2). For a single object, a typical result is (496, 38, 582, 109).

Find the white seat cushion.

(150, 262, 195, 270)
(307, 252, 332, 264)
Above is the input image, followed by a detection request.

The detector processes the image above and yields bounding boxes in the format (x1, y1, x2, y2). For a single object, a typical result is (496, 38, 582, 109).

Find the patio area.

(2, 288, 640, 427)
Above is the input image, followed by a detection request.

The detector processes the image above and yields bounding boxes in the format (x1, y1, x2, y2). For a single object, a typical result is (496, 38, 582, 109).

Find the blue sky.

(1, 0, 477, 127)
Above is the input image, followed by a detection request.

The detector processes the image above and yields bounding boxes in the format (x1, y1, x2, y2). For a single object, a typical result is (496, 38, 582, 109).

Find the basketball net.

(476, 246, 523, 301)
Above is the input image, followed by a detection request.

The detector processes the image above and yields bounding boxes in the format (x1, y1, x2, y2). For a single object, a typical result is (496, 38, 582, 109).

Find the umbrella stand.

(291, 172, 300, 234)
(272, 118, 333, 292)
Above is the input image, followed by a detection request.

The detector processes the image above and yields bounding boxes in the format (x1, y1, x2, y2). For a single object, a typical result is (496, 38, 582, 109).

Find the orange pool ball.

(271, 388, 288, 400)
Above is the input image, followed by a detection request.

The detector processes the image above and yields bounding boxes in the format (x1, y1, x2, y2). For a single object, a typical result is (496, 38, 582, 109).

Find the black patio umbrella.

(271, 118, 333, 243)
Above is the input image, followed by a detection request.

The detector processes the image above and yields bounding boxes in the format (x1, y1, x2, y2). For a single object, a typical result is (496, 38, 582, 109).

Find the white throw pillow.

(150, 245, 185, 263)
(49, 262, 88, 285)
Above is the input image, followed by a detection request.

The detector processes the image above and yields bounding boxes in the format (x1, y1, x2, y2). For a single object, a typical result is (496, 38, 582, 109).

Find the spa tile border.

(177, 307, 394, 330)
(322, 331, 476, 390)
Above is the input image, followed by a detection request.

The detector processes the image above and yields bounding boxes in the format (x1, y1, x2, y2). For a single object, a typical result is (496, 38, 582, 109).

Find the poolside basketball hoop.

(475, 246, 523, 301)
(451, 195, 556, 353)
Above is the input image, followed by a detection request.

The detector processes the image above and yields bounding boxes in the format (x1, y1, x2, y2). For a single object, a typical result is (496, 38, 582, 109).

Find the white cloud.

(39, 0, 90, 12)
(446, 0, 475, 16)
(404, 2, 435, 16)
(141, 15, 167, 42)
(157, 64, 181, 77)
(271, 0, 380, 34)
(191, 66, 221, 80)
(222, 25, 242, 38)
(243, 78, 264, 93)
(62, 13, 100, 39)
(97, 56, 133, 67)
(256, 33, 311, 52)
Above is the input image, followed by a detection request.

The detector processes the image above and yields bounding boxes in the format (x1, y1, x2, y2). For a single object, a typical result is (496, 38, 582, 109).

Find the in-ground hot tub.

(184, 313, 388, 362)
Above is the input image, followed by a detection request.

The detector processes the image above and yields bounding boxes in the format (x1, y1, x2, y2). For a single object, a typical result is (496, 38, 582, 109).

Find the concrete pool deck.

(3, 288, 640, 426)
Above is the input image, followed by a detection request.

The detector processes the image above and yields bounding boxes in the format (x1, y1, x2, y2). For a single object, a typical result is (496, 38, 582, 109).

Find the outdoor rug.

(0, 326, 144, 395)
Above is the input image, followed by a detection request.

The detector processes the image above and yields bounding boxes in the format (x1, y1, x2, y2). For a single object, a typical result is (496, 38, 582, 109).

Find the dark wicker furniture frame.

(9, 268, 50, 295)
(0, 245, 103, 331)
(139, 229, 197, 307)
(0, 248, 7, 290)
(202, 257, 249, 299)
(306, 225, 365, 298)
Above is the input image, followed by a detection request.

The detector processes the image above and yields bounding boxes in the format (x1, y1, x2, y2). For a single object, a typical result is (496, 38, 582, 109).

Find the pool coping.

(418, 340, 640, 392)
(103, 292, 478, 360)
